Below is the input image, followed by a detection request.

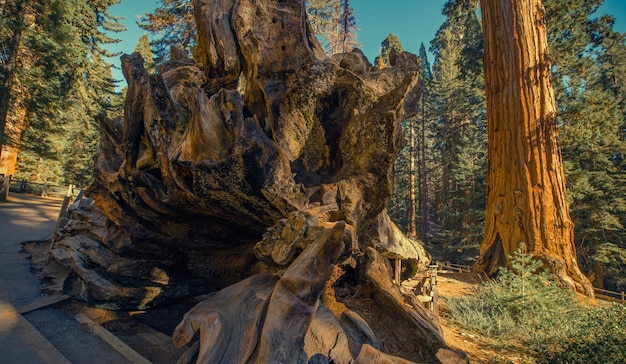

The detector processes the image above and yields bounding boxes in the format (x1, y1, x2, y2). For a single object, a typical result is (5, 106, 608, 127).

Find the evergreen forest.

(1, 0, 625, 294)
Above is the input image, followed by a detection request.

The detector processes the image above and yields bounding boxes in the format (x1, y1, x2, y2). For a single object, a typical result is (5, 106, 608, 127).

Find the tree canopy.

(138, 0, 195, 64)
(0, 0, 124, 185)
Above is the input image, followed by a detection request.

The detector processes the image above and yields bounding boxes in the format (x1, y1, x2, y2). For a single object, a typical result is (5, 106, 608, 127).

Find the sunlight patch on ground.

(0, 300, 19, 335)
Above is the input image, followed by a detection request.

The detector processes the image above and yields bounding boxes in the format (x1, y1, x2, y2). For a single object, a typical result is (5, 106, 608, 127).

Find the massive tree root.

(47, 0, 467, 362)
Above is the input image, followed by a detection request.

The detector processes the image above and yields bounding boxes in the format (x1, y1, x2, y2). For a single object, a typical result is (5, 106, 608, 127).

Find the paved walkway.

(0, 192, 69, 363)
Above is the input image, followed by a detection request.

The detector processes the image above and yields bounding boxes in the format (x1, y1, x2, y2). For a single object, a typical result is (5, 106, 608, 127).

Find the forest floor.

(431, 272, 529, 363)
(431, 270, 612, 364)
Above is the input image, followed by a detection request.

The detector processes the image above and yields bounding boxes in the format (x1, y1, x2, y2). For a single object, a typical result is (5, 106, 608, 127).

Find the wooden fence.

(8, 180, 81, 199)
(438, 262, 472, 273)
(594, 287, 626, 303)
(437, 261, 626, 304)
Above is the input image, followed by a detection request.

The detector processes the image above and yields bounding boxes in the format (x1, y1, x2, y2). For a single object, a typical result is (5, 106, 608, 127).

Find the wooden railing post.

(394, 259, 401, 286)
(430, 264, 439, 315)
(45, 184, 74, 265)
(0, 174, 10, 201)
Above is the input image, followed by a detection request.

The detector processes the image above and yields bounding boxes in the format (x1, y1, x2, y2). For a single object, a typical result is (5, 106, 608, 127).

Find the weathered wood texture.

(44, 0, 467, 362)
(475, 0, 593, 295)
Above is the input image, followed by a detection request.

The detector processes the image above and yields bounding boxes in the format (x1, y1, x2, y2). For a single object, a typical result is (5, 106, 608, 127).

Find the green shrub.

(446, 244, 626, 363)
(533, 304, 626, 363)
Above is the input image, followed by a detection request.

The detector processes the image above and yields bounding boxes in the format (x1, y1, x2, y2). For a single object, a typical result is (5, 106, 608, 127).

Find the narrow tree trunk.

(593, 239, 604, 289)
(475, 0, 593, 295)
(0, 0, 28, 155)
(407, 117, 417, 238)
(420, 94, 428, 239)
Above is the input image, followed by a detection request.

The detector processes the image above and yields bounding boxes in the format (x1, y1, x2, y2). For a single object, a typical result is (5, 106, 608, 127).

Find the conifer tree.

(138, 0, 195, 64)
(134, 34, 156, 74)
(0, 0, 30, 150)
(2, 0, 123, 187)
(306, 0, 338, 54)
(383, 35, 418, 237)
(374, 33, 404, 69)
(417, 43, 433, 240)
(336, 0, 359, 53)
(543, 0, 626, 291)
(305, 0, 359, 55)
(427, 0, 486, 258)
(476, 0, 593, 295)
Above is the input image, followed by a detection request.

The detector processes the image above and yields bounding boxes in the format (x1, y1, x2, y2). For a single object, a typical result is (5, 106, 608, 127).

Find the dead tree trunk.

(44, 0, 469, 361)
(475, 0, 593, 296)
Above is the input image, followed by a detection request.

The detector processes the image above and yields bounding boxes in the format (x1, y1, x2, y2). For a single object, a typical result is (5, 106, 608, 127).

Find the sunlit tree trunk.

(0, 0, 29, 155)
(419, 95, 428, 239)
(475, 0, 593, 295)
(407, 117, 417, 238)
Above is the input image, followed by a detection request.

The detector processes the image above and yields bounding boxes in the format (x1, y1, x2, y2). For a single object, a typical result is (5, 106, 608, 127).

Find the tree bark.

(475, 0, 593, 295)
(407, 117, 417, 239)
(419, 95, 428, 239)
(0, 0, 29, 155)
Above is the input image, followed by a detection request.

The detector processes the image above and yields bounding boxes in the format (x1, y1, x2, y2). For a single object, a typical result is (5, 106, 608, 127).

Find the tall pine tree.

(305, 0, 359, 55)
(134, 34, 156, 74)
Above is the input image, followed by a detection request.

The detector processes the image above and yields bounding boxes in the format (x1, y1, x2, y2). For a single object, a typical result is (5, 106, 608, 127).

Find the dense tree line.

(544, 0, 626, 290)
(389, 0, 486, 266)
(0, 0, 124, 186)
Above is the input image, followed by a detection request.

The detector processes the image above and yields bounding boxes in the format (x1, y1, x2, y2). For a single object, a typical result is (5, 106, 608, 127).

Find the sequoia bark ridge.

(475, 0, 593, 296)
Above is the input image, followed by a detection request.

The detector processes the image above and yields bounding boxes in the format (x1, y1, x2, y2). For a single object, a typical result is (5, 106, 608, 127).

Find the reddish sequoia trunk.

(0, 0, 29, 153)
(475, 0, 593, 296)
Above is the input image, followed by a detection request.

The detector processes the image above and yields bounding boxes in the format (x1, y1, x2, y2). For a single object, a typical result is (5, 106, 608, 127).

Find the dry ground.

(432, 272, 530, 363)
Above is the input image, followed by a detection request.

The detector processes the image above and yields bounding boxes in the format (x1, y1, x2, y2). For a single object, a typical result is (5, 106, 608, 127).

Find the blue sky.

(105, 0, 626, 86)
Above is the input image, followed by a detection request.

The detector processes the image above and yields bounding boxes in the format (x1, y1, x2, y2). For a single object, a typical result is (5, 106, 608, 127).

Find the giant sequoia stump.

(47, 0, 466, 362)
